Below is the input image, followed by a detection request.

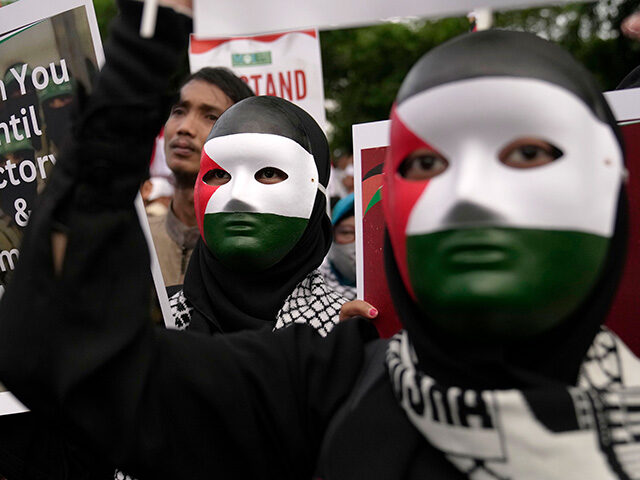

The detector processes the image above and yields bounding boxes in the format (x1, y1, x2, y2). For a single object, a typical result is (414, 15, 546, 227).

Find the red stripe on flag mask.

(194, 149, 226, 242)
(383, 105, 436, 299)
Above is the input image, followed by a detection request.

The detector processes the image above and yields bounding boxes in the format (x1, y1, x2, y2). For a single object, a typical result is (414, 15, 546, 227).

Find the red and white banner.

(190, 30, 326, 129)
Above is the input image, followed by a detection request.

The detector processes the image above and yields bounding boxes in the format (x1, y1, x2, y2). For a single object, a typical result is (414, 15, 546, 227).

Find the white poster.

(605, 87, 640, 124)
(0, 0, 173, 415)
(194, 0, 588, 36)
(190, 30, 326, 128)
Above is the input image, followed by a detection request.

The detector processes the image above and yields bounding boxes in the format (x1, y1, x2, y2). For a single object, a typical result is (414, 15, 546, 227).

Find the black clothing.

(0, 2, 372, 479)
(185, 96, 333, 334)
(0, 6, 637, 480)
(315, 338, 466, 480)
(0, 174, 377, 478)
(0, 413, 112, 480)
(0, 1, 191, 479)
(618, 64, 640, 89)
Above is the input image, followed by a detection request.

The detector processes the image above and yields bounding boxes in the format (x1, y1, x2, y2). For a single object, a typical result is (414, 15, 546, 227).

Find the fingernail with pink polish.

(369, 308, 378, 317)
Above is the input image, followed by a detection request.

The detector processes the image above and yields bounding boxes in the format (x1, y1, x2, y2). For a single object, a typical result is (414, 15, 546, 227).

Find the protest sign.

(0, 0, 173, 415)
(353, 121, 399, 338)
(190, 29, 326, 128)
(603, 87, 640, 356)
(353, 87, 640, 351)
(0, 0, 102, 416)
(0, 0, 102, 300)
(194, 0, 588, 36)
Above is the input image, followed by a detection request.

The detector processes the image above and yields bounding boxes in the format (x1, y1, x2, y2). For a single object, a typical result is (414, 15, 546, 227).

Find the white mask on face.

(197, 132, 320, 219)
(392, 77, 623, 240)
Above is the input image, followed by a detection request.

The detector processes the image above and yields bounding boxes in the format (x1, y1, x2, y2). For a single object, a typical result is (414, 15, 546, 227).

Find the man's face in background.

(164, 79, 234, 185)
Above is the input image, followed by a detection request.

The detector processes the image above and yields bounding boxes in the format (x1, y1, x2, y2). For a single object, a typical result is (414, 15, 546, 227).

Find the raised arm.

(0, 0, 189, 390)
(0, 2, 373, 477)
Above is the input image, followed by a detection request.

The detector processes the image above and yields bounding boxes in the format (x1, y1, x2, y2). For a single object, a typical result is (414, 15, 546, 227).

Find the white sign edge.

(605, 87, 640, 124)
(194, 0, 590, 37)
(352, 120, 390, 301)
(0, 391, 28, 417)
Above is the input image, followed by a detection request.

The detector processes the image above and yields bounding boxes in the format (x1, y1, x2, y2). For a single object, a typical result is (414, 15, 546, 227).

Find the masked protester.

(320, 193, 357, 300)
(170, 95, 347, 337)
(38, 64, 74, 154)
(376, 30, 635, 478)
(3, 63, 43, 152)
(1, 2, 639, 478)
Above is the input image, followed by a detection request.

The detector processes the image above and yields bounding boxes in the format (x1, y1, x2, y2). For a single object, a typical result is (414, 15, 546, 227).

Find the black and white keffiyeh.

(169, 288, 192, 330)
(172, 270, 346, 337)
(387, 329, 640, 480)
(273, 269, 346, 337)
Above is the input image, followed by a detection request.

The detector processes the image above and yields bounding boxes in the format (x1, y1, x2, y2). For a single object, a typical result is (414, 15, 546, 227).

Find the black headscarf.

(385, 30, 628, 390)
(184, 96, 332, 334)
(617, 64, 640, 89)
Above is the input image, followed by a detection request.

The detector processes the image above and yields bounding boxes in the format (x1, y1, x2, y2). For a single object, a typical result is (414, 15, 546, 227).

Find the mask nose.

(223, 198, 256, 213)
(223, 173, 258, 213)
(440, 201, 504, 226)
(442, 148, 506, 227)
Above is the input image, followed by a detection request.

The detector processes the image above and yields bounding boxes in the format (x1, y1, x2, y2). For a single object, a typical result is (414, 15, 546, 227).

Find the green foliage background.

(92, 0, 640, 155)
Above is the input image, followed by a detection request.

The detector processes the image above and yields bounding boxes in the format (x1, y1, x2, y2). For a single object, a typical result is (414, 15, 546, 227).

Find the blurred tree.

(494, 0, 640, 92)
(320, 18, 469, 155)
(92, 0, 118, 40)
(322, 0, 640, 154)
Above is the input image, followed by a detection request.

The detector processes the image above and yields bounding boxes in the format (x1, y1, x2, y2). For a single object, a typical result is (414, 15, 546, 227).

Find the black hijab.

(385, 30, 628, 390)
(184, 96, 332, 334)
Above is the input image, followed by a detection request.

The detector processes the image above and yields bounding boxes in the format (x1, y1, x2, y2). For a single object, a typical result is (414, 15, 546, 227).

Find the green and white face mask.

(194, 132, 322, 271)
(384, 77, 624, 340)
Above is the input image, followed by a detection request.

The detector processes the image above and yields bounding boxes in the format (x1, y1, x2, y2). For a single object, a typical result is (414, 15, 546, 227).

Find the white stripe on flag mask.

(383, 77, 624, 339)
(391, 77, 623, 239)
(194, 132, 321, 271)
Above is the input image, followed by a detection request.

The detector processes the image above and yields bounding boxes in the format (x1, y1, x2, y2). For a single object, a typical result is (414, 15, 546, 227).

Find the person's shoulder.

(147, 213, 170, 245)
(272, 316, 379, 357)
(148, 212, 167, 229)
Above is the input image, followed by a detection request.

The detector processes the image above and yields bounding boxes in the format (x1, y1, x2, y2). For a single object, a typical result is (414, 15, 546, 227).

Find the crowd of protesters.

(0, 0, 638, 479)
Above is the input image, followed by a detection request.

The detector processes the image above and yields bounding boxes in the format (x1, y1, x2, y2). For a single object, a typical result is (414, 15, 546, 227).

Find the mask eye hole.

(255, 167, 288, 185)
(398, 148, 449, 181)
(499, 138, 563, 169)
(203, 169, 231, 186)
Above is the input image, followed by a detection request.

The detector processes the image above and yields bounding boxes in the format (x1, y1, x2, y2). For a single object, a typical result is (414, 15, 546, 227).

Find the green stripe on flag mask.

(386, 77, 624, 341)
(195, 133, 321, 271)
